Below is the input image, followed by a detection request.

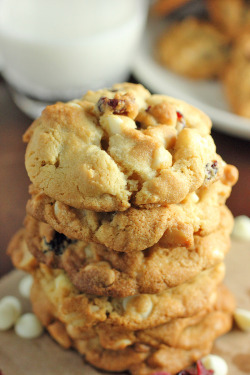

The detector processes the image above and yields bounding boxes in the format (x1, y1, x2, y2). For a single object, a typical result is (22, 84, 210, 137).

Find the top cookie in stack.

(24, 83, 237, 251)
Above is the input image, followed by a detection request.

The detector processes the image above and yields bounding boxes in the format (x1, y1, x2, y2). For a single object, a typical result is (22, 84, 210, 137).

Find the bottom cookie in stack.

(7, 228, 235, 375)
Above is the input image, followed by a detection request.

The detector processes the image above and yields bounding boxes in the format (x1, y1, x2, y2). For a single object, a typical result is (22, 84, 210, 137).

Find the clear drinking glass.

(0, 0, 148, 118)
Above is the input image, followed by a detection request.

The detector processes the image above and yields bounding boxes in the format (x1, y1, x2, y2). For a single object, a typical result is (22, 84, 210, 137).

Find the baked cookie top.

(26, 163, 238, 252)
(7, 229, 225, 330)
(24, 206, 232, 297)
(156, 17, 230, 79)
(24, 83, 221, 212)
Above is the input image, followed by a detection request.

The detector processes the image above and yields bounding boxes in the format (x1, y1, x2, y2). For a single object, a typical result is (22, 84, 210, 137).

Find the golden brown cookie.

(156, 17, 230, 79)
(151, 0, 192, 17)
(30, 277, 234, 375)
(206, 0, 250, 39)
(26, 163, 238, 252)
(24, 206, 233, 297)
(223, 32, 250, 118)
(7, 229, 225, 330)
(24, 83, 222, 211)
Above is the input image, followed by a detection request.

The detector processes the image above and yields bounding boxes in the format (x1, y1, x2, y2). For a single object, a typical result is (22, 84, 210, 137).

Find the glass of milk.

(0, 0, 148, 118)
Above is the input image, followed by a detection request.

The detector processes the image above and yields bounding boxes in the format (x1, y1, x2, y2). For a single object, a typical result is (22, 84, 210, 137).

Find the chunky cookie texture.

(26, 163, 238, 252)
(30, 279, 234, 375)
(24, 83, 221, 212)
(24, 206, 233, 297)
(7, 231, 225, 331)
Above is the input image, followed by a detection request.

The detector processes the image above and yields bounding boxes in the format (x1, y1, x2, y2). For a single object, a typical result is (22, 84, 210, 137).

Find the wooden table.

(0, 78, 249, 278)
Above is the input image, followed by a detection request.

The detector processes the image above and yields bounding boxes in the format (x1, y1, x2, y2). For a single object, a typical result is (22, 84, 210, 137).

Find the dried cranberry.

(145, 105, 152, 112)
(196, 361, 214, 375)
(176, 361, 214, 375)
(176, 111, 184, 120)
(176, 111, 186, 132)
(43, 232, 76, 255)
(205, 160, 218, 181)
(97, 96, 129, 115)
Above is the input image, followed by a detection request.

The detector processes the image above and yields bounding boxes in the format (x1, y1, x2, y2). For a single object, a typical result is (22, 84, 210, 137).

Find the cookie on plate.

(156, 17, 230, 79)
(7, 229, 225, 330)
(24, 206, 232, 297)
(24, 83, 222, 211)
(206, 0, 250, 39)
(26, 163, 237, 252)
(223, 32, 250, 118)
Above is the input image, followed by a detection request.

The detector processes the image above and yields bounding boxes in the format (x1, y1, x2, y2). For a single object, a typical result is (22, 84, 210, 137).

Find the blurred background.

(0, 0, 249, 278)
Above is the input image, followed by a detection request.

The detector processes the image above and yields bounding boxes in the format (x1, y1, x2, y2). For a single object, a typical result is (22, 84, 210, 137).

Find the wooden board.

(0, 239, 249, 375)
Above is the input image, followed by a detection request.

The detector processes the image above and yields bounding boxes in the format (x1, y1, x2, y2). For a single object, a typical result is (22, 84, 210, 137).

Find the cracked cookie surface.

(24, 83, 221, 211)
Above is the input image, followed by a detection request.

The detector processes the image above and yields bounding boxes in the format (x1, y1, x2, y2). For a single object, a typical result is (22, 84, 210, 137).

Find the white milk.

(0, 0, 148, 116)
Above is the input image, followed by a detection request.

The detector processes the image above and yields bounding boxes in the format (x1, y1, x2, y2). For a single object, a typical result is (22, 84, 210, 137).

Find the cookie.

(7, 230, 225, 330)
(223, 32, 250, 118)
(24, 83, 222, 211)
(156, 17, 230, 79)
(30, 278, 234, 375)
(151, 0, 192, 16)
(206, 0, 250, 39)
(26, 163, 238, 252)
(24, 206, 233, 297)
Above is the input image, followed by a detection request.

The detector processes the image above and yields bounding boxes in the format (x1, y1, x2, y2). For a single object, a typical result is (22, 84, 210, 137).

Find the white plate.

(133, 19, 250, 140)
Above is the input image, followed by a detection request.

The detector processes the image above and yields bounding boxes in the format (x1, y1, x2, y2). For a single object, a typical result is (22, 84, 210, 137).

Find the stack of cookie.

(8, 83, 238, 374)
(155, 0, 250, 119)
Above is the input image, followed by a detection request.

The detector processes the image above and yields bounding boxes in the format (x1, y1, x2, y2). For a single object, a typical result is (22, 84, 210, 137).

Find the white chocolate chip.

(231, 215, 250, 241)
(122, 295, 153, 319)
(122, 295, 134, 312)
(0, 302, 19, 330)
(19, 275, 33, 299)
(15, 313, 44, 339)
(54, 201, 60, 217)
(107, 115, 123, 134)
(234, 308, 250, 331)
(190, 192, 199, 203)
(112, 339, 132, 350)
(152, 146, 172, 170)
(100, 114, 136, 135)
(55, 274, 72, 291)
(90, 305, 100, 312)
(201, 354, 228, 375)
(0, 296, 22, 318)
(67, 102, 81, 108)
(84, 245, 93, 258)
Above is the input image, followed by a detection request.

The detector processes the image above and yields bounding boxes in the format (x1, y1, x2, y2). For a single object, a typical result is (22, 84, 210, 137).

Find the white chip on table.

(0, 296, 21, 331)
(0, 295, 22, 317)
(234, 308, 250, 331)
(14, 313, 43, 339)
(201, 354, 228, 375)
(232, 215, 250, 241)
